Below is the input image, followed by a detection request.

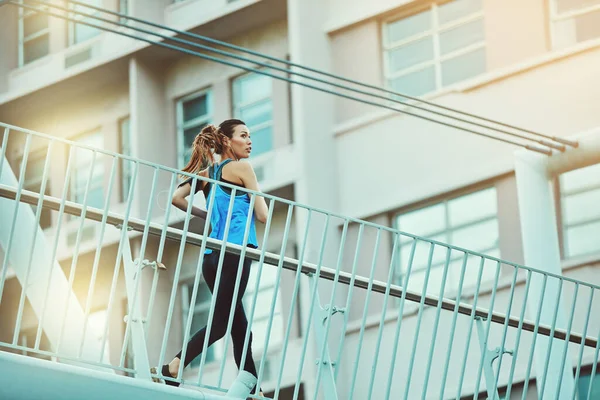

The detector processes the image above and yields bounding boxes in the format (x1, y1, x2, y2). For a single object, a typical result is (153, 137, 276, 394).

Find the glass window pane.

(399, 233, 448, 273)
(24, 34, 49, 64)
(451, 219, 499, 252)
(386, 10, 432, 43)
(397, 203, 446, 238)
(388, 37, 434, 72)
(389, 65, 436, 97)
(119, 118, 131, 155)
(183, 95, 209, 122)
(234, 74, 271, 105)
(248, 125, 272, 156)
(448, 187, 497, 227)
(561, 163, 600, 193)
(438, 0, 483, 25)
(565, 221, 600, 257)
(183, 123, 208, 150)
(563, 188, 600, 225)
(439, 18, 485, 55)
(441, 47, 486, 86)
(23, 12, 48, 37)
(556, 0, 600, 13)
(239, 99, 272, 129)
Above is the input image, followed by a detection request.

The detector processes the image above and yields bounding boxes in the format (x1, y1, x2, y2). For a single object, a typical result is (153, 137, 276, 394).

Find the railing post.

(119, 225, 151, 380)
(475, 317, 513, 400)
(308, 273, 340, 400)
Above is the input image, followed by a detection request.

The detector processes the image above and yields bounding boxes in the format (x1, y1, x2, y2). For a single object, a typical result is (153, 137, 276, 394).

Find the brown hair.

(180, 119, 246, 176)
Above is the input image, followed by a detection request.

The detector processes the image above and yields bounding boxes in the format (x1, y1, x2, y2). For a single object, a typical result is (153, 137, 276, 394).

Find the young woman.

(153, 119, 268, 393)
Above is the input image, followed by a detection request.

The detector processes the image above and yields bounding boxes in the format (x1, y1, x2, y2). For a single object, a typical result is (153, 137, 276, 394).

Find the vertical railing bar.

(454, 256, 487, 400)
(0, 133, 32, 301)
(144, 174, 178, 341)
(402, 242, 436, 400)
(274, 209, 313, 399)
(490, 267, 520, 397)
(384, 238, 417, 400)
(56, 149, 98, 355)
(332, 223, 365, 381)
(585, 314, 600, 400)
(12, 141, 54, 346)
(571, 288, 594, 400)
(217, 193, 258, 387)
(35, 145, 75, 351)
(196, 186, 238, 386)
(439, 251, 469, 399)
(77, 156, 118, 358)
(347, 228, 382, 400)
(504, 269, 533, 400)
(520, 274, 549, 400)
(555, 283, 579, 397)
(255, 203, 295, 395)
(0, 127, 10, 180)
(118, 166, 160, 368)
(366, 232, 400, 400)
(312, 218, 350, 400)
(156, 176, 207, 384)
(235, 198, 276, 390)
(98, 160, 139, 362)
(537, 278, 564, 400)
(471, 261, 502, 398)
(292, 213, 332, 400)
(421, 246, 452, 400)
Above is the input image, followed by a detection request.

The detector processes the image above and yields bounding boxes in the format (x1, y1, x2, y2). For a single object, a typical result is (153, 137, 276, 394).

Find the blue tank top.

(204, 159, 258, 255)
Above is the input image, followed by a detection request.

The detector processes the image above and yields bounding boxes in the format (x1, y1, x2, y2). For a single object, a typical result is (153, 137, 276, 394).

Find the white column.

(514, 149, 574, 400)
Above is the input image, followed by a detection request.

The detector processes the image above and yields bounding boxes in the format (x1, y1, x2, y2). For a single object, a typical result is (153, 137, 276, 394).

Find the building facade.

(0, 0, 599, 398)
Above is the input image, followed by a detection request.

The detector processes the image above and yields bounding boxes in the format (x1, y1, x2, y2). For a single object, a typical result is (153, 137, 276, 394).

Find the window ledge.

(333, 37, 600, 138)
(345, 253, 600, 335)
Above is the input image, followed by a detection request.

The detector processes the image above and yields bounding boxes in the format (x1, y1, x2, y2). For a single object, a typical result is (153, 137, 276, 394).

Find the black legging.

(176, 251, 259, 378)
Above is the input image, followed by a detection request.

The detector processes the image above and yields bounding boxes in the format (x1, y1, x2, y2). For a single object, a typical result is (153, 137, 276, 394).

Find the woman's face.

(228, 124, 252, 159)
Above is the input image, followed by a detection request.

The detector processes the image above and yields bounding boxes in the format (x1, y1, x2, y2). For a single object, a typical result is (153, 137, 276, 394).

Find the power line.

(11, 1, 553, 155)
(62, 0, 578, 149)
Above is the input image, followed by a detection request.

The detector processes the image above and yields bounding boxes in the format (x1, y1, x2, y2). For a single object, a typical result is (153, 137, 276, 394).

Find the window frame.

(67, 0, 103, 46)
(17, 148, 53, 229)
(392, 185, 500, 286)
(549, 0, 600, 49)
(556, 163, 600, 260)
(17, 0, 51, 67)
(68, 129, 105, 210)
(176, 88, 213, 170)
(381, 0, 486, 97)
(231, 71, 274, 158)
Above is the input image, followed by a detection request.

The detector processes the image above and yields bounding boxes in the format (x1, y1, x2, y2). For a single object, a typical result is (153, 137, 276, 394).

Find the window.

(70, 131, 104, 209)
(382, 0, 486, 98)
(18, 0, 50, 66)
(176, 90, 212, 168)
(181, 281, 218, 365)
(242, 262, 284, 351)
(68, 0, 102, 45)
(119, 0, 129, 24)
(118, 117, 133, 202)
(550, 0, 600, 49)
(559, 163, 600, 258)
(19, 150, 52, 229)
(394, 187, 499, 294)
(232, 73, 274, 157)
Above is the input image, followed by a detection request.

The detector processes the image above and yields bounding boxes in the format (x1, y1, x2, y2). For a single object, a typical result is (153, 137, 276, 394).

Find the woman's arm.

(237, 162, 269, 223)
(171, 174, 209, 219)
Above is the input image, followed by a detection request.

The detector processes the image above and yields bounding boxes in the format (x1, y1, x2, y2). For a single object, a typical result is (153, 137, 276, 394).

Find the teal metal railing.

(1, 122, 600, 400)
